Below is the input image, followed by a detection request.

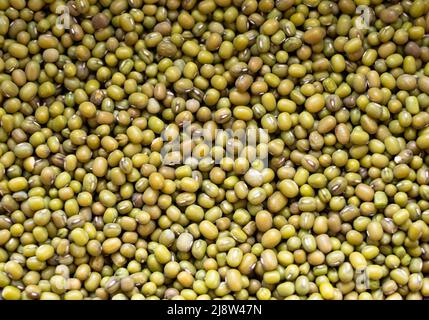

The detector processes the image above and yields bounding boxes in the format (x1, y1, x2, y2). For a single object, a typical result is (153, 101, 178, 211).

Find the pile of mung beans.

(0, 0, 429, 300)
